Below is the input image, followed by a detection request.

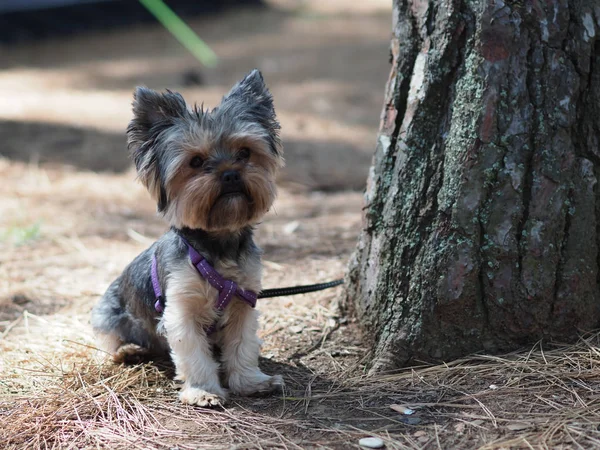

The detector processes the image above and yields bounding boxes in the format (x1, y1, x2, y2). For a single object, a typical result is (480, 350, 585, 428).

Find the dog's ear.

(220, 70, 282, 156)
(127, 87, 187, 210)
(127, 87, 188, 151)
(223, 69, 272, 111)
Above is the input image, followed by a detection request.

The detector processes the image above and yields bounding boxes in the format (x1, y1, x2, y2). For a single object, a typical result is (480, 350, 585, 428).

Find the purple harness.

(151, 237, 258, 335)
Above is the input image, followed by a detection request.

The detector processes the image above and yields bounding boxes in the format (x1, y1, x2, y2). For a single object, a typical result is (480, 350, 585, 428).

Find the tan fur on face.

(160, 128, 283, 232)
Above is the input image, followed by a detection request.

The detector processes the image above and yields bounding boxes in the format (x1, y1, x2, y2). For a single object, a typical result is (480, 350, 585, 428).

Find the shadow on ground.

(103, 341, 423, 443)
(0, 120, 129, 172)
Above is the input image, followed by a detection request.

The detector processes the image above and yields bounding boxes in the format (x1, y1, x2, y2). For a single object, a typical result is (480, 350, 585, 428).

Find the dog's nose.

(221, 170, 242, 193)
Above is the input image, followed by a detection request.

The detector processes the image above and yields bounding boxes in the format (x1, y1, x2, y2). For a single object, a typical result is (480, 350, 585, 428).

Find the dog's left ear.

(222, 69, 282, 157)
(224, 69, 273, 112)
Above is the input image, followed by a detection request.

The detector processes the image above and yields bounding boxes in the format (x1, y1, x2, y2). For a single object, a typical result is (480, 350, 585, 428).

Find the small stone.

(390, 404, 415, 415)
(359, 437, 384, 448)
(12, 294, 30, 305)
(289, 325, 304, 333)
(401, 417, 422, 425)
(181, 69, 204, 86)
(283, 221, 300, 234)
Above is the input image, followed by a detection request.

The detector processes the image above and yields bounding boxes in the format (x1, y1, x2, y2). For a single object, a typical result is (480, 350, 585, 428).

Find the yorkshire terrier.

(91, 69, 284, 407)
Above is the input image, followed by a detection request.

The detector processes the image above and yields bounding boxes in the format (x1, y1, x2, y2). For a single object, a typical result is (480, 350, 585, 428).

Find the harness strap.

(182, 237, 258, 308)
(150, 238, 258, 335)
(151, 253, 165, 313)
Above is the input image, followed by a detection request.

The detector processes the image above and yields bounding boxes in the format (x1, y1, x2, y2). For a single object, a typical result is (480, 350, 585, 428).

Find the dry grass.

(1, 356, 300, 449)
(3, 306, 600, 449)
(340, 335, 600, 449)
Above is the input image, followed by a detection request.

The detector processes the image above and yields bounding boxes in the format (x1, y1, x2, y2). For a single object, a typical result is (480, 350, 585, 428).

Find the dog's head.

(127, 69, 283, 232)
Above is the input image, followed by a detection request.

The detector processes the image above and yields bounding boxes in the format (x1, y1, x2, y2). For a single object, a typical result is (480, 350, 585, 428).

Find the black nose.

(221, 170, 242, 193)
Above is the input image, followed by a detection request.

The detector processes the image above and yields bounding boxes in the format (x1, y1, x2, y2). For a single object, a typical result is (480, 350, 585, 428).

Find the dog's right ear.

(127, 87, 188, 151)
(127, 87, 187, 208)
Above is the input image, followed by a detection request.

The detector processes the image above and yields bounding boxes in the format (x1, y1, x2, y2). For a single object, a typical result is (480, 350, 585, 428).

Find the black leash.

(258, 279, 344, 298)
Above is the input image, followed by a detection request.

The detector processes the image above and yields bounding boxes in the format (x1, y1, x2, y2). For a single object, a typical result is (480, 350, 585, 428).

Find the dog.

(91, 69, 284, 407)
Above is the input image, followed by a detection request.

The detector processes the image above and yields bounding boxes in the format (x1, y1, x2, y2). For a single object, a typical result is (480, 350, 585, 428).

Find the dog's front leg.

(164, 266, 226, 407)
(221, 304, 283, 396)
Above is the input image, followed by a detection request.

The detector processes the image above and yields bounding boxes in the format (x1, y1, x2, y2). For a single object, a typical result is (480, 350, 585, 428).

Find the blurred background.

(0, 0, 392, 340)
(0, 0, 391, 190)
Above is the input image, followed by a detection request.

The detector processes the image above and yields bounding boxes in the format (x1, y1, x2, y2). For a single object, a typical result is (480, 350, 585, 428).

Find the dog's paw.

(113, 343, 149, 364)
(179, 386, 226, 407)
(263, 374, 284, 394)
(230, 373, 284, 396)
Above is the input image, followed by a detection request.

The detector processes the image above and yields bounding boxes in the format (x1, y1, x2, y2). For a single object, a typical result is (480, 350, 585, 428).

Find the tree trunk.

(343, 0, 600, 371)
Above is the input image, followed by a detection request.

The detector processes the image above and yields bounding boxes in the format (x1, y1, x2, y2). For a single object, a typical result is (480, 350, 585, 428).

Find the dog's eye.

(189, 156, 204, 169)
(237, 147, 251, 161)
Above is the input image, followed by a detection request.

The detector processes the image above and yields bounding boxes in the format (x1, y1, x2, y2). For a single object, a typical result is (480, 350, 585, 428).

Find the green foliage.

(1, 221, 42, 246)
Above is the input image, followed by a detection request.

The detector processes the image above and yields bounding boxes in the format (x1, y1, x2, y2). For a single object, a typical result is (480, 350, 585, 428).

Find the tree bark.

(343, 0, 600, 371)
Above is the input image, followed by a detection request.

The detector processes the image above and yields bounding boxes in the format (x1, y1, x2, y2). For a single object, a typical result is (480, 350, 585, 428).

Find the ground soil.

(2, 2, 600, 450)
